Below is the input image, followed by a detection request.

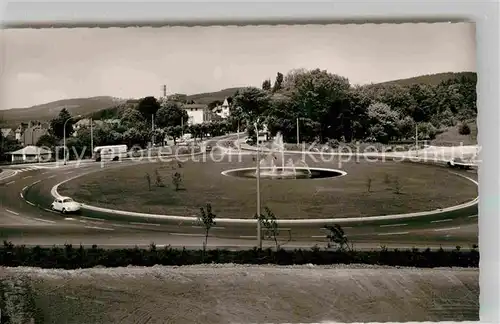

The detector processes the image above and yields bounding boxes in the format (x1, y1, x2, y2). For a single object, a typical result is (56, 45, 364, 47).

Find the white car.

(51, 197, 81, 214)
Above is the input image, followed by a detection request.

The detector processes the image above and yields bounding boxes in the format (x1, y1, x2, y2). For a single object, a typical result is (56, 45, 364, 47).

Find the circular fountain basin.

(221, 167, 346, 180)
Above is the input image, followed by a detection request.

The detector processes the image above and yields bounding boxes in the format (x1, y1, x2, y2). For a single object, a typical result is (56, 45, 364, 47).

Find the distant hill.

(185, 87, 243, 105)
(375, 71, 476, 87)
(0, 96, 125, 127)
(0, 72, 476, 126)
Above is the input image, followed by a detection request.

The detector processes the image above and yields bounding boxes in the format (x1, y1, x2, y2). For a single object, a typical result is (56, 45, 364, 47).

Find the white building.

(182, 104, 211, 125)
(7, 145, 52, 163)
(214, 98, 231, 119)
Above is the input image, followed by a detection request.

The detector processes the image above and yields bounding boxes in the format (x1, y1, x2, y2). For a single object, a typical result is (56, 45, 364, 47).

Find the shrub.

(0, 242, 479, 269)
(458, 122, 471, 135)
(172, 172, 183, 191)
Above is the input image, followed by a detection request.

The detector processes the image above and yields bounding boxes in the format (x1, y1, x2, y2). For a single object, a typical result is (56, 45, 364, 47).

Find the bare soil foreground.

(59, 155, 477, 219)
(0, 264, 478, 323)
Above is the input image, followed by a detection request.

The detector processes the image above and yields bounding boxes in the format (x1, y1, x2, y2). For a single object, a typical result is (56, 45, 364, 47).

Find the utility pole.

(296, 117, 300, 146)
(237, 120, 241, 152)
(415, 123, 418, 157)
(254, 119, 262, 250)
(90, 118, 94, 159)
(151, 114, 155, 147)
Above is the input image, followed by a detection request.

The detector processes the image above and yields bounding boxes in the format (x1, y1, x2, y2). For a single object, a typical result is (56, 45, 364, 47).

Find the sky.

(0, 23, 475, 110)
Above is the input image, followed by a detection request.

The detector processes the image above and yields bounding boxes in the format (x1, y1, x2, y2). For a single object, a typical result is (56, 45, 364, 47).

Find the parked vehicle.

(51, 197, 81, 214)
(93, 145, 128, 162)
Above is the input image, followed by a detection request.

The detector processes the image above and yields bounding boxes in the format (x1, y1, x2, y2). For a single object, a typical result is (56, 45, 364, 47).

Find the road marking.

(81, 216, 104, 222)
(131, 222, 161, 227)
(380, 223, 407, 228)
(468, 215, 478, 218)
(169, 233, 204, 237)
(33, 217, 55, 224)
(320, 226, 351, 231)
(433, 226, 461, 232)
(191, 225, 225, 229)
(239, 235, 256, 239)
(64, 171, 73, 175)
(42, 172, 49, 175)
(377, 232, 409, 236)
(22, 175, 32, 179)
(43, 208, 59, 214)
(431, 219, 452, 223)
(5, 181, 15, 185)
(311, 235, 327, 238)
(84, 225, 114, 231)
(5, 209, 19, 215)
(64, 217, 75, 220)
(47, 175, 56, 179)
(31, 180, 41, 185)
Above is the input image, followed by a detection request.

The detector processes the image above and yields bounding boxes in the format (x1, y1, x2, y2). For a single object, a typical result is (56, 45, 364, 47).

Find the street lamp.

(415, 122, 419, 157)
(254, 119, 262, 249)
(63, 114, 81, 165)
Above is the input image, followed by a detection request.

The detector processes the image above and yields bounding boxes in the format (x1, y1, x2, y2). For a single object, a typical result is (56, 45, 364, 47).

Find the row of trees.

(36, 97, 237, 159)
(234, 69, 476, 144)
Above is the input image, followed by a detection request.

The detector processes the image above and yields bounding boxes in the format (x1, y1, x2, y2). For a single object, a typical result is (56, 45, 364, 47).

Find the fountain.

(221, 132, 347, 180)
(255, 132, 313, 179)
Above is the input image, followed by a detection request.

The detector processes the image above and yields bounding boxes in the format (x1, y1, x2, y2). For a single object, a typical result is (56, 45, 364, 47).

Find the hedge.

(0, 242, 479, 269)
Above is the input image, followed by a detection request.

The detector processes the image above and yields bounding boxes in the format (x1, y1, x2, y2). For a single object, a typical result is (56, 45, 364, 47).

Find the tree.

(49, 108, 74, 139)
(172, 171, 182, 191)
(366, 102, 401, 144)
(255, 207, 291, 251)
(197, 203, 217, 252)
(288, 69, 351, 142)
(156, 102, 188, 128)
(166, 126, 183, 145)
(36, 134, 58, 149)
(233, 87, 271, 125)
(137, 96, 161, 122)
(123, 127, 148, 148)
(272, 72, 283, 92)
(458, 122, 471, 135)
(0, 132, 22, 162)
(366, 177, 372, 193)
(262, 79, 272, 91)
(208, 100, 223, 111)
(121, 107, 145, 128)
(323, 224, 351, 251)
(393, 176, 402, 194)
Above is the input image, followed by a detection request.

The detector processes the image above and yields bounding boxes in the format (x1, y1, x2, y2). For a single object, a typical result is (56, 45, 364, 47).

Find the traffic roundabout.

(0, 136, 479, 250)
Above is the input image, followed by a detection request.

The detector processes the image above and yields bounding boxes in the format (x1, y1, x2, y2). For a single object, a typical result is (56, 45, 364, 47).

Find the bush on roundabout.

(0, 241, 479, 269)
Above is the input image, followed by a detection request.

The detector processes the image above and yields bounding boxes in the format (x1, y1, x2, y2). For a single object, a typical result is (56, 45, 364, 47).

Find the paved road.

(0, 136, 479, 250)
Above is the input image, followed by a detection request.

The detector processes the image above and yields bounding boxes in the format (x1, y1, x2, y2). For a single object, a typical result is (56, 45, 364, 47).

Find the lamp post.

(254, 119, 262, 249)
(90, 118, 94, 158)
(415, 122, 419, 157)
(63, 114, 81, 165)
(296, 117, 300, 147)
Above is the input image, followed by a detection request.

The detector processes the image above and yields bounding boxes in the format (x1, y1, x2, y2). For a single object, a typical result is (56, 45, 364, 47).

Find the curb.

(51, 158, 479, 225)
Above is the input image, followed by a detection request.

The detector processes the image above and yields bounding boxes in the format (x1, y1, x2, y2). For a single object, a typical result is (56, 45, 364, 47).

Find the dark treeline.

(233, 69, 476, 144)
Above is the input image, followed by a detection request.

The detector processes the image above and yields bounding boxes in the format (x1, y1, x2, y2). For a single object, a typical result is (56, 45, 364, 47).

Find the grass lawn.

(59, 154, 477, 219)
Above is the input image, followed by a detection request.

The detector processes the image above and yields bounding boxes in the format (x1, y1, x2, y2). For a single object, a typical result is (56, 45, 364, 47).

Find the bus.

(93, 145, 128, 162)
